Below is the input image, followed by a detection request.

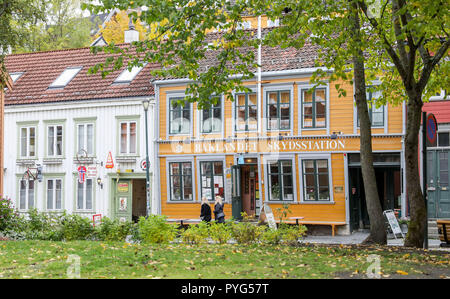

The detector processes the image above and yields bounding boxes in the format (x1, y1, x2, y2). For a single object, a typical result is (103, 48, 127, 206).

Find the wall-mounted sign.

(118, 182, 129, 193)
(106, 151, 114, 169)
(87, 166, 97, 178)
(334, 186, 344, 193)
(140, 159, 147, 170)
(426, 113, 438, 147)
(77, 166, 87, 184)
(191, 139, 346, 154)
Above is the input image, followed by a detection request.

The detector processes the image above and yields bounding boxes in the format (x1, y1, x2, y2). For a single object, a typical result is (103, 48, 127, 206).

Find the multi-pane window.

(119, 121, 137, 154)
(20, 126, 36, 158)
(302, 88, 326, 128)
(267, 160, 294, 201)
(77, 178, 93, 210)
(358, 89, 384, 127)
(77, 123, 94, 155)
(235, 93, 258, 131)
(47, 125, 63, 156)
(169, 162, 193, 201)
(47, 179, 62, 210)
(267, 90, 291, 130)
(19, 180, 35, 210)
(438, 132, 450, 147)
(302, 159, 330, 201)
(169, 97, 191, 134)
(200, 161, 224, 200)
(201, 97, 222, 133)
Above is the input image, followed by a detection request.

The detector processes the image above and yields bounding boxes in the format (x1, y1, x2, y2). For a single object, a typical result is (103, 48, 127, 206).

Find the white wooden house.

(3, 35, 159, 221)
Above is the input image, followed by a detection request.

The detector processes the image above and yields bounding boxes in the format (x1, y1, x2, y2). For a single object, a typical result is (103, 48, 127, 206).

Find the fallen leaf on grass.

(396, 270, 408, 275)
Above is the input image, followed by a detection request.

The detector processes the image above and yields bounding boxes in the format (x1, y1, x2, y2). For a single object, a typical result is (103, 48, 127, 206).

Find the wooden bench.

(297, 221, 346, 237)
(166, 218, 202, 227)
(273, 219, 346, 236)
(437, 220, 450, 247)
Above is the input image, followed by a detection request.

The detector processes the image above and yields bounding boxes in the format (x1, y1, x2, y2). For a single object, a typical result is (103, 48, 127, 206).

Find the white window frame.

(263, 84, 294, 134)
(119, 120, 138, 155)
(263, 154, 298, 203)
(198, 95, 224, 136)
(196, 156, 227, 203)
(46, 124, 64, 157)
(18, 179, 36, 211)
(166, 157, 195, 202)
(76, 122, 95, 156)
(167, 93, 193, 137)
(232, 87, 260, 134)
(19, 126, 37, 159)
(297, 83, 330, 135)
(298, 154, 334, 204)
(76, 177, 94, 211)
(46, 178, 63, 211)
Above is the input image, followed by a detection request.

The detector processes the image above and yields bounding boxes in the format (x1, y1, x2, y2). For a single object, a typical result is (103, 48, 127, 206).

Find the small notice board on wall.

(383, 210, 404, 239)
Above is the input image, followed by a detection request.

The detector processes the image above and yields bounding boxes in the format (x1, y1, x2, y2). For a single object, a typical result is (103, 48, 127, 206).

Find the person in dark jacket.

(214, 196, 225, 223)
(200, 197, 212, 222)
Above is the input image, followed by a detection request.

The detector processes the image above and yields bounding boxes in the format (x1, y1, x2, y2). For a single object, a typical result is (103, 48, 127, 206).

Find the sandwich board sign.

(383, 210, 404, 239)
(262, 204, 277, 230)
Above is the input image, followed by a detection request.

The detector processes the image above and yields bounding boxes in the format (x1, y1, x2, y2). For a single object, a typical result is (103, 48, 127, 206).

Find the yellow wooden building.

(151, 25, 406, 235)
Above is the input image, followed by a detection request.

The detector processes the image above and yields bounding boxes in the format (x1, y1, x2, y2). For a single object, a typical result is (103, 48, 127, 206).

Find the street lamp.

(142, 98, 151, 216)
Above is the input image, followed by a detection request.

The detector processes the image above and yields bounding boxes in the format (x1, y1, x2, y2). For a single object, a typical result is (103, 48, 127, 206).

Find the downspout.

(257, 15, 263, 213)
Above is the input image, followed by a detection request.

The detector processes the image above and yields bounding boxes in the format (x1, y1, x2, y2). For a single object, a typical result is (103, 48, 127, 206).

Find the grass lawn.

(0, 240, 449, 279)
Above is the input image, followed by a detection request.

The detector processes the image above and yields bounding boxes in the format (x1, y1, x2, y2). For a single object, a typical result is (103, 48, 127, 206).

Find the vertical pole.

(422, 111, 428, 249)
(145, 106, 151, 216)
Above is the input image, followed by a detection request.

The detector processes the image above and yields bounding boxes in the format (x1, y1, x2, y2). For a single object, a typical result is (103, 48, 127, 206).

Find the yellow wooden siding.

(388, 104, 404, 133)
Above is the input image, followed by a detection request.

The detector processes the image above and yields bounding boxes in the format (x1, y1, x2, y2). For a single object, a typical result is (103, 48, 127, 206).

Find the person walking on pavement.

(214, 195, 225, 223)
(200, 196, 212, 223)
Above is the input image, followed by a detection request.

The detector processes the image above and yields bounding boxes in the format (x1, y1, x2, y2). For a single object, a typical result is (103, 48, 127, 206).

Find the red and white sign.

(106, 151, 114, 169)
(92, 214, 102, 227)
(87, 166, 97, 178)
(140, 159, 148, 170)
(78, 166, 87, 184)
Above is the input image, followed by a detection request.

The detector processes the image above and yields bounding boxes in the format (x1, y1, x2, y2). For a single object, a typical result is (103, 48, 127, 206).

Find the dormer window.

(114, 63, 147, 83)
(49, 67, 82, 89)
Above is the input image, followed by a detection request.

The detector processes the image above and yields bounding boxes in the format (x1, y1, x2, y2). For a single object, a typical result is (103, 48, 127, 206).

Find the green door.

(231, 165, 242, 220)
(114, 179, 133, 222)
(427, 150, 450, 218)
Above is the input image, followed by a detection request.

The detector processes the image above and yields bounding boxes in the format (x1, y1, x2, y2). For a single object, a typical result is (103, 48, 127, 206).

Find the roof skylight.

(49, 67, 82, 88)
(10, 72, 24, 83)
(114, 63, 147, 83)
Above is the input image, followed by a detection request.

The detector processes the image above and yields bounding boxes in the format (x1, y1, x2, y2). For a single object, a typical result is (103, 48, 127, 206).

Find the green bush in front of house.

(96, 217, 136, 242)
(60, 213, 96, 241)
(138, 214, 177, 244)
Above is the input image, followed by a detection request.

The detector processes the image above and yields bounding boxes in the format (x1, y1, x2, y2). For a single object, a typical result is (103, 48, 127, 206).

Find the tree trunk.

(350, 2, 387, 244)
(403, 94, 426, 248)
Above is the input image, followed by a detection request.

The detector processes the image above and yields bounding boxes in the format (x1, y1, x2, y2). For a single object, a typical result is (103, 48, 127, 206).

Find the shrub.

(278, 223, 307, 246)
(260, 227, 283, 245)
(0, 198, 22, 232)
(96, 217, 135, 242)
(208, 221, 233, 244)
(60, 214, 95, 241)
(231, 213, 265, 244)
(138, 215, 177, 244)
(180, 221, 209, 244)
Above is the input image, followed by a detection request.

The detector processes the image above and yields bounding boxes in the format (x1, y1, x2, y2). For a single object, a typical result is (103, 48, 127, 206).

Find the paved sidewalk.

(302, 231, 448, 250)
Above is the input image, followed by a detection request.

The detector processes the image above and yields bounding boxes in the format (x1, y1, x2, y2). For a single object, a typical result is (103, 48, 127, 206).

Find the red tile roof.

(5, 29, 321, 105)
(5, 46, 159, 105)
